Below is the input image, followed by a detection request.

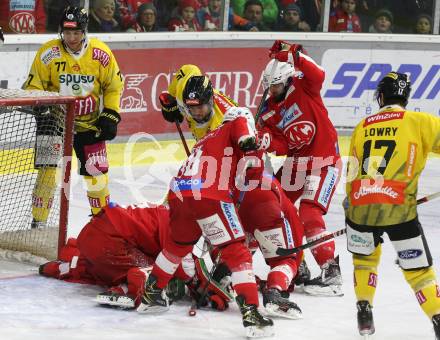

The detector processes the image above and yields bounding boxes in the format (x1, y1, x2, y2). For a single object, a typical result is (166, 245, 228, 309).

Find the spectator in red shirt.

(0, 0, 46, 33)
(168, 0, 202, 31)
(116, 0, 153, 30)
(329, 0, 362, 32)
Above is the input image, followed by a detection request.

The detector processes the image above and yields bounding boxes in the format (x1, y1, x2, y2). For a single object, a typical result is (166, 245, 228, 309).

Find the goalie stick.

(255, 191, 440, 257)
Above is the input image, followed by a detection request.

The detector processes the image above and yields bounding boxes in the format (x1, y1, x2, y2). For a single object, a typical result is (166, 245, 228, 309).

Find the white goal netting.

(0, 88, 75, 262)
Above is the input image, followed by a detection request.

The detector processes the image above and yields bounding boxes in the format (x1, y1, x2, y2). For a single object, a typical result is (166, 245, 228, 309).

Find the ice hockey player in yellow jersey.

(23, 6, 123, 226)
(159, 64, 237, 141)
(345, 71, 440, 338)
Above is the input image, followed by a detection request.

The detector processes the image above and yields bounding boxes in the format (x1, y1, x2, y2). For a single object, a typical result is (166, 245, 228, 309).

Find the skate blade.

(264, 303, 303, 320)
(95, 295, 135, 309)
(245, 325, 275, 338)
(359, 328, 375, 339)
(136, 302, 169, 314)
(303, 284, 344, 297)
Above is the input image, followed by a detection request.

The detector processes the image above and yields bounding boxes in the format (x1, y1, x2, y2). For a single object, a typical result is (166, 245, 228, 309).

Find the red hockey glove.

(270, 41, 304, 65)
(159, 92, 184, 123)
(268, 40, 290, 58)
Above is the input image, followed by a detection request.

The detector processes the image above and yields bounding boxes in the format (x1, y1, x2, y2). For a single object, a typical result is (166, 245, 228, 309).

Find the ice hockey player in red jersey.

(162, 74, 305, 318)
(258, 40, 343, 296)
(238, 173, 304, 319)
(138, 105, 275, 338)
(39, 202, 232, 310)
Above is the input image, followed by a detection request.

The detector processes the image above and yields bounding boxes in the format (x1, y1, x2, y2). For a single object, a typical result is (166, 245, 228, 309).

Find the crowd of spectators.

(0, 0, 437, 35)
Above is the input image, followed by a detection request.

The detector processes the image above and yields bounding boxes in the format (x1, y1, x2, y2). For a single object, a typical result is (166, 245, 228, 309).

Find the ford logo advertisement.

(397, 249, 423, 260)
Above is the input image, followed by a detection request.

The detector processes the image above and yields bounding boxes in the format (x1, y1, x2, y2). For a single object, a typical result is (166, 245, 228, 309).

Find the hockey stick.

(255, 191, 440, 257)
(188, 251, 224, 316)
(175, 121, 190, 156)
(255, 58, 278, 124)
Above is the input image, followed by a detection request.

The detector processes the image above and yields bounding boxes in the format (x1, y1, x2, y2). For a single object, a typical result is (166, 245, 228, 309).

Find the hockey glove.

(96, 109, 121, 141)
(239, 136, 258, 152)
(269, 40, 304, 65)
(159, 92, 184, 123)
(33, 105, 51, 115)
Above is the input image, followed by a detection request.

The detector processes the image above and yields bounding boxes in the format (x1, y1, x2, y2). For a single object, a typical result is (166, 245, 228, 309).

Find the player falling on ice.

(39, 202, 233, 310)
(258, 40, 343, 296)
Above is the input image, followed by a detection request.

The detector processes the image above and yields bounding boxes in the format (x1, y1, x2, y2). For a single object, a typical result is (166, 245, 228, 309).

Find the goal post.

(0, 89, 76, 261)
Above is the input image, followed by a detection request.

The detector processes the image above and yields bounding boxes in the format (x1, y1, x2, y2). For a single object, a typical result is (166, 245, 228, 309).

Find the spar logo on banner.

(322, 49, 440, 128)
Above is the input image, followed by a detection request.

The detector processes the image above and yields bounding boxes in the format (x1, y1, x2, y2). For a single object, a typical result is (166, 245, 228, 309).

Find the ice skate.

(262, 288, 302, 320)
(96, 287, 135, 309)
(304, 256, 343, 297)
(433, 314, 440, 340)
(137, 275, 170, 314)
(357, 300, 375, 338)
(236, 295, 274, 338)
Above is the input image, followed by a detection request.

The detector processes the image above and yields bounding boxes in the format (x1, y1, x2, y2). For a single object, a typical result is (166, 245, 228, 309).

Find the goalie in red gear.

(39, 202, 232, 310)
(257, 40, 343, 296)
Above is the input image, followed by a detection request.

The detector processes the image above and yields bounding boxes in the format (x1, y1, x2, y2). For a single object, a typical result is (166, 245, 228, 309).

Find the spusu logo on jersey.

(283, 121, 316, 150)
(59, 74, 95, 96)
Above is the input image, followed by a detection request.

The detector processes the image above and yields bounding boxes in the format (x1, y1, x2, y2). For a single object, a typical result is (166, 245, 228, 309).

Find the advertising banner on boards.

(1, 43, 439, 136)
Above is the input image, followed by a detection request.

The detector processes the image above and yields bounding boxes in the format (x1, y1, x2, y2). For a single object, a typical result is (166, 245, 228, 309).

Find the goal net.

(0, 89, 75, 262)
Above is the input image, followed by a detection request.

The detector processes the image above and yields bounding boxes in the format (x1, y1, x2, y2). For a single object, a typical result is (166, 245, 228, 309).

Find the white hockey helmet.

(222, 106, 256, 133)
(262, 59, 296, 90)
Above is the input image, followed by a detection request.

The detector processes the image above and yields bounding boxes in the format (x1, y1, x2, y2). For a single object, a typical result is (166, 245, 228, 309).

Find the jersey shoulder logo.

(92, 48, 110, 67)
(41, 46, 61, 65)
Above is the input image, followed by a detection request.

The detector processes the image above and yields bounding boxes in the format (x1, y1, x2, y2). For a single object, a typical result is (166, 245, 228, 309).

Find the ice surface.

(1, 158, 440, 340)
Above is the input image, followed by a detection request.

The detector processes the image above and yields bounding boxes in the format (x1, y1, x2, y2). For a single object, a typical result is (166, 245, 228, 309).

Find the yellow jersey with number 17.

(23, 37, 123, 132)
(346, 105, 440, 226)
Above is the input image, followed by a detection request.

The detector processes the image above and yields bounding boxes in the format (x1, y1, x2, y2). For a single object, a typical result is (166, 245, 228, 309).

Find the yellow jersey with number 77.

(23, 37, 123, 132)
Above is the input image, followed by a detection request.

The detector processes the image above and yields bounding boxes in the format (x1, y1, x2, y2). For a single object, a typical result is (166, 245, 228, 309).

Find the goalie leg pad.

(32, 167, 57, 222)
(35, 135, 63, 168)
